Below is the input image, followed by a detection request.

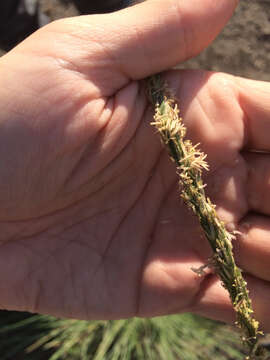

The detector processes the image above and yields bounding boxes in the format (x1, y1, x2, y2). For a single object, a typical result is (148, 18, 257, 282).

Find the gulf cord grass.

(147, 74, 267, 360)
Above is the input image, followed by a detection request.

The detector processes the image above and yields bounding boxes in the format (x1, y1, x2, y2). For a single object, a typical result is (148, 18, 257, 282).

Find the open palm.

(1, 0, 269, 331)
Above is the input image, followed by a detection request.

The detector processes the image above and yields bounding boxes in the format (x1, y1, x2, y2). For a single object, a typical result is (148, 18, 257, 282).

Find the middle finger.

(243, 152, 270, 216)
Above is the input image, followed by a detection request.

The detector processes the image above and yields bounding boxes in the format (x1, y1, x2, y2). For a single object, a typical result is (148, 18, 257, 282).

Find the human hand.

(0, 0, 255, 327)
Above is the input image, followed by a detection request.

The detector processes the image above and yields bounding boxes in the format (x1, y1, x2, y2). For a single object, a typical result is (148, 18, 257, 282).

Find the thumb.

(14, 0, 238, 93)
(75, 0, 238, 80)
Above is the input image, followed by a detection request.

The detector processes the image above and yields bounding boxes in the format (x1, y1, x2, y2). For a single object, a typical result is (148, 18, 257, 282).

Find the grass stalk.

(147, 74, 267, 360)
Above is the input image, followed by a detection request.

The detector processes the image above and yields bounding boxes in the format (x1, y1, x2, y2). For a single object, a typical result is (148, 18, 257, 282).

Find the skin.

(0, 0, 270, 331)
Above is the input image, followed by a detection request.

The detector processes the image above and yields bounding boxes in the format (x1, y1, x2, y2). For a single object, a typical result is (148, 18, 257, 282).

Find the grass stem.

(147, 74, 267, 360)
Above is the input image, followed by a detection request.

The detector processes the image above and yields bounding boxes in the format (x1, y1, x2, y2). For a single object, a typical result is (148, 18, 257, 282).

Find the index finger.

(236, 77, 270, 152)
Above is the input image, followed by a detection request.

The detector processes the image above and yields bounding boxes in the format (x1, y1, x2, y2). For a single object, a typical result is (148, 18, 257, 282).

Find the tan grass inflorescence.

(147, 74, 267, 360)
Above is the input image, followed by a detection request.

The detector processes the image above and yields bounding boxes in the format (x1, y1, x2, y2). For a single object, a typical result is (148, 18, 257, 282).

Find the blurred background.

(0, 1, 269, 359)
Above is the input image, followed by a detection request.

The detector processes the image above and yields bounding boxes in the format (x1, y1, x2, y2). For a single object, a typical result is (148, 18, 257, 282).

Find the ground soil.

(182, 0, 270, 81)
(0, 0, 270, 81)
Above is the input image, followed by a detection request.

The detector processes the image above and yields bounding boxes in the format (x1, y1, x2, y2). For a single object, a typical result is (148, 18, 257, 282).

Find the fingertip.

(110, 0, 238, 79)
